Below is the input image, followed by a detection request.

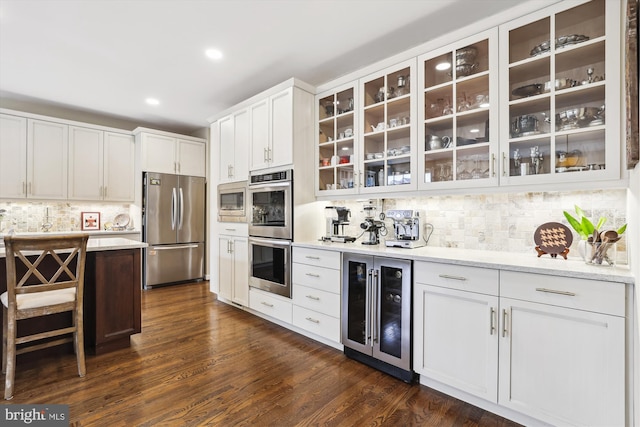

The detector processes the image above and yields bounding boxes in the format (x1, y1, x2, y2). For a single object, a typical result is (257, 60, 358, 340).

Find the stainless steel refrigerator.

(142, 172, 205, 288)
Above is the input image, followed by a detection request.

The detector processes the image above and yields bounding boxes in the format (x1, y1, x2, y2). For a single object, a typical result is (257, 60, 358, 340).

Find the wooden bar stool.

(2, 234, 89, 400)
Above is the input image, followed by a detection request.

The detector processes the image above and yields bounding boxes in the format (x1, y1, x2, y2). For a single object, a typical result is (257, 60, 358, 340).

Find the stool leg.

(4, 308, 16, 400)
(2, 307, 7, 374)
(74, 308, 85, 377)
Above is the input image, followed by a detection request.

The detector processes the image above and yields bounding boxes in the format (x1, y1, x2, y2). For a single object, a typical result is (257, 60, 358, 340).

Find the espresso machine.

(360, 205, 386, 245)
(385, 209, 426, 249)
(322, 206, 356, 243)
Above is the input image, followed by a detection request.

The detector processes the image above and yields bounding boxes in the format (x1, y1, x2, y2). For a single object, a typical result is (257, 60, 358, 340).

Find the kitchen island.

(0, 237, 147, 355)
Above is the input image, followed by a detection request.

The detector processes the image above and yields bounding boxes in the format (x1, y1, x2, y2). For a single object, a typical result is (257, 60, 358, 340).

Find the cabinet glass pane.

(346, 261, 368, 345)
(379, 265, 404, 358)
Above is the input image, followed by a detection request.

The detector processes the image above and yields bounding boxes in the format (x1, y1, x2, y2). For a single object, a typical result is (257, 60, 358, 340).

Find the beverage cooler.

(342, 254, 413, 382)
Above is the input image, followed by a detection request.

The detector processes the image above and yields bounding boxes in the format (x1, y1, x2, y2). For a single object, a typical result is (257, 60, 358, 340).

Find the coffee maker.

(385, 209, 426, 249)
(360, 205, 386, 245)
(322, 206, 355, 243)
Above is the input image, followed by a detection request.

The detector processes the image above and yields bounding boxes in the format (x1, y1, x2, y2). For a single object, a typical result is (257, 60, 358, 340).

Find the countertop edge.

(0, 237, 148, 258)
(293, 241, 635, 285)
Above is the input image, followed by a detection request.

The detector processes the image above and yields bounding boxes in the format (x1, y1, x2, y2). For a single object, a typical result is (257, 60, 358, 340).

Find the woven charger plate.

(534, 222, 573, 255)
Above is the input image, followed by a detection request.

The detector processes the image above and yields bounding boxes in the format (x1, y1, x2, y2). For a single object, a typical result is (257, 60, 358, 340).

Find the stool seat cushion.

(1, 288, 76, 310)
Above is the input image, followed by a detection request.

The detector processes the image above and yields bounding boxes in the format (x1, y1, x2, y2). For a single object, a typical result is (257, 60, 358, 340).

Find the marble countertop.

(0, 229, 141, 238)
(293, 240, 635, 284)
(0, 237, 147, 258)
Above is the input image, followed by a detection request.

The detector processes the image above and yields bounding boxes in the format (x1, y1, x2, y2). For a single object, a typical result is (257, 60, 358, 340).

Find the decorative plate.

(114, 213, 130, 228)
(534, 222, 573, 258)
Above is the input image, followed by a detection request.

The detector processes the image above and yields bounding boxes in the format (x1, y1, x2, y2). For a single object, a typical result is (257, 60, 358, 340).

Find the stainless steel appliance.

(248, 169, 293, 298)
(142, 172, 205, 288)
(218, 181, 247, 222)
(385, 209, 426, 249)
(322, 206, 355, 243)
(359, 205, 387, 245)
(342, 254, 413, 382)
(248, 170, 292, 240)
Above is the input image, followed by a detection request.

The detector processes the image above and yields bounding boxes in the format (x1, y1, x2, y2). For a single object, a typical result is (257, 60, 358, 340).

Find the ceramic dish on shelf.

(530, 34, 589, 56)
(114, 213, 130, 228)
(512, 83, 543, 98)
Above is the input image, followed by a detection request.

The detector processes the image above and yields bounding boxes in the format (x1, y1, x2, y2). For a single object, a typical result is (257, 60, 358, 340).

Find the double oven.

(247, 169, 293, 298)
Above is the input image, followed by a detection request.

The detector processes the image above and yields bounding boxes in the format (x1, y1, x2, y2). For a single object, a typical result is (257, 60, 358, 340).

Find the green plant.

(563, 205, 626, 240)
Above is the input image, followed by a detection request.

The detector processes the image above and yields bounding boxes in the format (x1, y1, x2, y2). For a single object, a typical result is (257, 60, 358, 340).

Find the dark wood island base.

(1, 246, 142, 359)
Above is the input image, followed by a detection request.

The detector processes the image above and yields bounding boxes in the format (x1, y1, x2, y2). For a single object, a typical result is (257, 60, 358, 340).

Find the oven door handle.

(248, 182, 291, 190)
(248, 237, 291, 247)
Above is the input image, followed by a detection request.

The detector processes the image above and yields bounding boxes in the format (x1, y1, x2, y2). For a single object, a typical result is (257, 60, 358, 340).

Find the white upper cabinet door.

(233, 109, 249, 181)
(249, 98, 270, 171)
(68, 126, 104, 200)
(177, 139, 206, 177)
(103, 132, 135, 201)
(269, 87, 294, 168)
(0, 114, 27, 198)
(27, 119, 68, 199)
(141, 133, 177, 174)
(218, 115, 235, 182)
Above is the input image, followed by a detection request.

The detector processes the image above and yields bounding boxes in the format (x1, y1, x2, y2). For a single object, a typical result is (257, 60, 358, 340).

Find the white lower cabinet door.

(414, 284, 499, 403)
(498, 297, 625, 427)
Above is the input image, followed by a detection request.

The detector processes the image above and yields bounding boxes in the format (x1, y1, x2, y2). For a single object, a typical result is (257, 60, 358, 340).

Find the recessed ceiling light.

(146, 98, 160, 106)
(205, 48, 223, 60)
(470, 128, 480, 133)
(435, 62, 451, 71)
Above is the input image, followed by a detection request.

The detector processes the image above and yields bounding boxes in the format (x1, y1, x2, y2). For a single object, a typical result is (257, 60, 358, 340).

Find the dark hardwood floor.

(3, 281, 521, 427)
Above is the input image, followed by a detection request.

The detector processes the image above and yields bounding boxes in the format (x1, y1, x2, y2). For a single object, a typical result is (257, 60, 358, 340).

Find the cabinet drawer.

(414, 261, 499, 296)
(249, 288, 292, 324)
(217, 222, 248, 237)
(293, 247, 341, 269)
(293, 284, 340, 317)
(292, 262, 341, 294)
(292, 305, 340, 343)
(500, 271, 625, 316)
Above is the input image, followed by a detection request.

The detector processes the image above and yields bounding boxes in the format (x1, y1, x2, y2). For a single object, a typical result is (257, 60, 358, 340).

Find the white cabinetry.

(216, 109, 249, 183)
(249, 85, 313, 172)
(68, 127, 135, 201)
(499, 0, 621, 185)
(292, 247, 341, 344)
(249, 287, 292, 324)
(498, 271, 625, 426)
(28, 119, 68, 199)
(413, 261, 499, 403)
(0, 114, 27, 198)
(218, 223, 248, 306)
(414, 262, 626, 427)
(137, 128, 206, 177)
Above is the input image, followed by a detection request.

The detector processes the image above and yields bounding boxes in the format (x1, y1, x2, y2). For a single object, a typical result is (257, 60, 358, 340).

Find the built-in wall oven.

(217, 181, 246, 222)
(248, 169, 293, 298)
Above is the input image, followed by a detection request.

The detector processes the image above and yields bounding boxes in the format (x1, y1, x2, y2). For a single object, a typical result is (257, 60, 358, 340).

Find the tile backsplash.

(326, 189, 628, 264)
(0, 201, 134, 233)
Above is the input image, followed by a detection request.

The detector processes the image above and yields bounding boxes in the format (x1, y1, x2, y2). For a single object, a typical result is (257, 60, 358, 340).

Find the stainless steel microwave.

(217, 181, 247, 222)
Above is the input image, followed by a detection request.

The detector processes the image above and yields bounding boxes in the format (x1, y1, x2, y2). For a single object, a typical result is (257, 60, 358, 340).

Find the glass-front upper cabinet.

(499, 0, 621, 185)
(359, 59, 417, 193)
(316, 82, 358, 195)
(418, 30, 499, 190)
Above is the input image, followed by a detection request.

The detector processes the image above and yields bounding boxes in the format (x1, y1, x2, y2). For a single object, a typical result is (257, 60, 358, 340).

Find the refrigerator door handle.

(151, 244, 200, 250)
(372, 269, 379, 345)
(365, 268, 372, 346)
(178, 187, 184, 230)
(171, 187, 177, 230)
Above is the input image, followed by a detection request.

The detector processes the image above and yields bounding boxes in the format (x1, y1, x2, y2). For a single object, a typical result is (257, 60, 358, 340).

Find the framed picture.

(81, 212, 100, 231)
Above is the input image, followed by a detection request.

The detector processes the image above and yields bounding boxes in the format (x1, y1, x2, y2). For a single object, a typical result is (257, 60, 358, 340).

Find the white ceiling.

(0, 0, 546, 134)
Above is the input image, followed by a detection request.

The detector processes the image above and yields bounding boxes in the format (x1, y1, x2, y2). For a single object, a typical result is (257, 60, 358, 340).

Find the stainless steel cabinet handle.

(305, 273, 320, 278)
(490, 307, 496, 335)
(491, 153, 496, 177)
(263, 147, 268, 162)
(502, 152, 507, 176)
(229, 240, 234, 253)
(305, 317, 320, 324)
(365, 269, 372, 345)
(535, 288, 576, 296)
(261, 301, 274, 308)
(224, 228, 236, 232)
(305, 295, 320, 301)
(305, 256, 320, 260)
(372, 269, 379, 345)
(438, 274, 467, 281)
(502, 309, 508, 337)
(152, 244, 200, 250)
